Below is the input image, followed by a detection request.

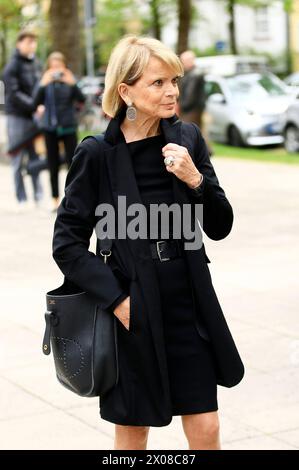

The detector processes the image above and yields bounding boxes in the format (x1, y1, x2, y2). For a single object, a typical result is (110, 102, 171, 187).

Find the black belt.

(150, 239, 184, 262)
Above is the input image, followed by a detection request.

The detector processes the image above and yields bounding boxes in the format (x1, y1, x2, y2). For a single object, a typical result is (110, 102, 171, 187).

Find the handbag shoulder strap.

(80, 132, 113, 256)
(93, 133, 106, 146)
(81, 132, 110, 151)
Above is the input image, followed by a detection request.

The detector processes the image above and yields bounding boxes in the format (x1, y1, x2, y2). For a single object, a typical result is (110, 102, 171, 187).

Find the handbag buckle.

(100, 249, 112, 264)
(43, 311, 59, 355)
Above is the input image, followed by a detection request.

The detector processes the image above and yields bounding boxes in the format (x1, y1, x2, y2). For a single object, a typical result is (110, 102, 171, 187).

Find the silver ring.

(164, 156, 175, 166)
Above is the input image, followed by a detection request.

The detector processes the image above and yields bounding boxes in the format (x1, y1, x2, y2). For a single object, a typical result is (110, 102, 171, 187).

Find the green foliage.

(0, 0, 22, 69)
(93, 0, 141, 66)
(0, 0, 21, 20)
(193, 45, 227, 57)
(226, 0, 287, 7)
(226, 0, 293, 9)
(213, 142, 299, 164)
(283, 0, 294, 12)
(221, 0, 294, 16)
(142, 0, 176, 34)
(93, 0, 182, 67)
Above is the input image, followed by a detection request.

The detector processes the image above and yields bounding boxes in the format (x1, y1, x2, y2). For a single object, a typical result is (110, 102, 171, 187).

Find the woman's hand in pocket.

(113, 296, 130, 330)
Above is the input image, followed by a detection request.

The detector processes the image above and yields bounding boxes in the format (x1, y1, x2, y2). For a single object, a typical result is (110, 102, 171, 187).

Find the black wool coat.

(52, 106, 245, 427)
(33, 82, 86, 130)
(2, 48, 41, 117)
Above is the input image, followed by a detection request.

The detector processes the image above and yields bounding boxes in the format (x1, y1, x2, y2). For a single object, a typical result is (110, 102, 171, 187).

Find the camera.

(51, 71, 64, 81)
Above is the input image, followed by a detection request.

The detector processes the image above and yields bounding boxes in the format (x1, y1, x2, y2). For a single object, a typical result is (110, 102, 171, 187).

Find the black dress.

(127, 133, 218, 416)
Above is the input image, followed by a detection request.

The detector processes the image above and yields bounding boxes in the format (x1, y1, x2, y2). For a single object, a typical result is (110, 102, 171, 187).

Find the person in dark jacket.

(2, 30, 44, 209)
(179, 50, 212, 154)
(33, 52, 86, 212)
(51, 35, 244, 449)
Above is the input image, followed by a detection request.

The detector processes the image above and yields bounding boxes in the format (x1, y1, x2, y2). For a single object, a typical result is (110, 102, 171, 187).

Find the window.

(255, 6, 269, 37)
(205, 81, 224, 98)
(226, 73, 287, 104)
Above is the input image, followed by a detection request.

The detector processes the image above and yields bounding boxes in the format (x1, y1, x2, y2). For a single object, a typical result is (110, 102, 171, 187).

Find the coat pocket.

(194, 316, 211, 342)
(129, 288, 134, 332)
(116, 281, 135, 333)
(128, 280, 137, 333)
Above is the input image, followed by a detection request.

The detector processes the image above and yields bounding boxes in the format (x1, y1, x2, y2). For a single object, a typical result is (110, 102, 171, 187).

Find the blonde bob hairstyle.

(102, 34, 184, 118)
(46, 51, 67, 70)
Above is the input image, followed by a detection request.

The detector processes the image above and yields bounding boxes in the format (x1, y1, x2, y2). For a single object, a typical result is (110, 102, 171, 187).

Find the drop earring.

(126, 101, 137, 121)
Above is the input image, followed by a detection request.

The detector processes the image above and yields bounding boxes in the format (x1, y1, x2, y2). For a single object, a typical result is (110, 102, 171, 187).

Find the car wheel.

(284, 125, 299, 153)
(228, 125, 244, 147)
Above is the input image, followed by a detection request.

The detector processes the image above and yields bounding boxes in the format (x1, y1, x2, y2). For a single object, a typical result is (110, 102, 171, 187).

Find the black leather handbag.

(42, 237, 119, 398)
(42, 133, 120, 398)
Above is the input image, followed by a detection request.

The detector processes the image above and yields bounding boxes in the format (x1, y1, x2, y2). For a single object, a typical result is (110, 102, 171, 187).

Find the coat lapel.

(103, 106, 192, 254)
(103, 107, 198, 395)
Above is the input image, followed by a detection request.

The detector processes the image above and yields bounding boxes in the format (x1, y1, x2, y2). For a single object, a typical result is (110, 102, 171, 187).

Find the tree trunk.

(0, 22, 7, 71)
(227, 0, 237, 55)
(49, 0, 82, 76)
(150, 0, 161, 40)
(177, 0, 191, 54)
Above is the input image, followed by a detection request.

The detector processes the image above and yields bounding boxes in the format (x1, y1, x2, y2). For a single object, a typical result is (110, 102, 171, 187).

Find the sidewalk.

(0, 156, 298, 450)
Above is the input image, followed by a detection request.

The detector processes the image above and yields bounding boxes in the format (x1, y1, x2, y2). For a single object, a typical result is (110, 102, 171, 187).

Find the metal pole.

(285, 9, 292, 75)
(84, 0, 95, 77)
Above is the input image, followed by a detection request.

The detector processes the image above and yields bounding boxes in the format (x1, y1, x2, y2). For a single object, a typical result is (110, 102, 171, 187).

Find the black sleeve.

(72, 84, 86, 103)
(32, 84, 45, 109)
(3, 61, 35, 113)
(195, 74, 206, 110)
(108, 292, 130, 313)
(52, 139, 128, 311)
(188, 122, 234, 240)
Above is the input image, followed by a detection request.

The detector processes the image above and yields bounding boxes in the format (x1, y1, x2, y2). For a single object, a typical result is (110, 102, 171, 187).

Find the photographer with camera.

(33, 52, 85, 212)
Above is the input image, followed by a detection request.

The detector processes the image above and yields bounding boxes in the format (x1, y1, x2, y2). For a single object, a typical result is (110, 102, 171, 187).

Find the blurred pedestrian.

(33, 52, 85, 212)
(179, 50, 212, 154)
(2, 30, 44, 210)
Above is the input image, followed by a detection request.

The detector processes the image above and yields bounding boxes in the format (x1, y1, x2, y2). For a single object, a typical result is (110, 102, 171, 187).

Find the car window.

(205, 81, 224, 97)
(226, 74, 287, 101)
(286, 76, 299, 87)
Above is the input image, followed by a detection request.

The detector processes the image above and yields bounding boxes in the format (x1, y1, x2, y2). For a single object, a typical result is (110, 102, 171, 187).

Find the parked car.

(204, 72, 295, 146)
(77, 74, 105, 105)
(195, 55, 269, 76)
(283, 72, 299, 95)
(280, 100, 299, 153)
(77, 74, 109, 133)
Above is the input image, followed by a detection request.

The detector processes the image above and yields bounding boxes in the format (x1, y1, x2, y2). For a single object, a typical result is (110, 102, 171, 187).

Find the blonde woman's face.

(49, 58, 66, 70)
(123, 56, 180, 118)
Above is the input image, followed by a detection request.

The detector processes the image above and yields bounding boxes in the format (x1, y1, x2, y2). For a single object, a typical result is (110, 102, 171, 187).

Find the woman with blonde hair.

(52, 35, 244, 449)
(33, 51, 85, 212)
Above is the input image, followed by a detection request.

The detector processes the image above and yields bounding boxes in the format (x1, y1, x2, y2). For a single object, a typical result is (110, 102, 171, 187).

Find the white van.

(194, 55, 268, 76)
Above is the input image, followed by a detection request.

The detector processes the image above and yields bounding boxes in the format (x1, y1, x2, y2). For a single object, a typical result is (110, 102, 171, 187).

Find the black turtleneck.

(127, 133, 176, 241)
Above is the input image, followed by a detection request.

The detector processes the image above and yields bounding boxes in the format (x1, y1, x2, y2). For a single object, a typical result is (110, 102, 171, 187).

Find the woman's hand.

(113, 296, 131, 330)
(35, 104, 45, 118)
(162, 143, 203, 189)
(61, 69, 76, 86)
(40, 68, 75, 87)
(40, 70, 54, 86)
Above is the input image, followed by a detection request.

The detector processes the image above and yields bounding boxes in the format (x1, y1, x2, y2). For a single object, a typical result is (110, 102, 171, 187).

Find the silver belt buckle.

(156, 241, 170, 262)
